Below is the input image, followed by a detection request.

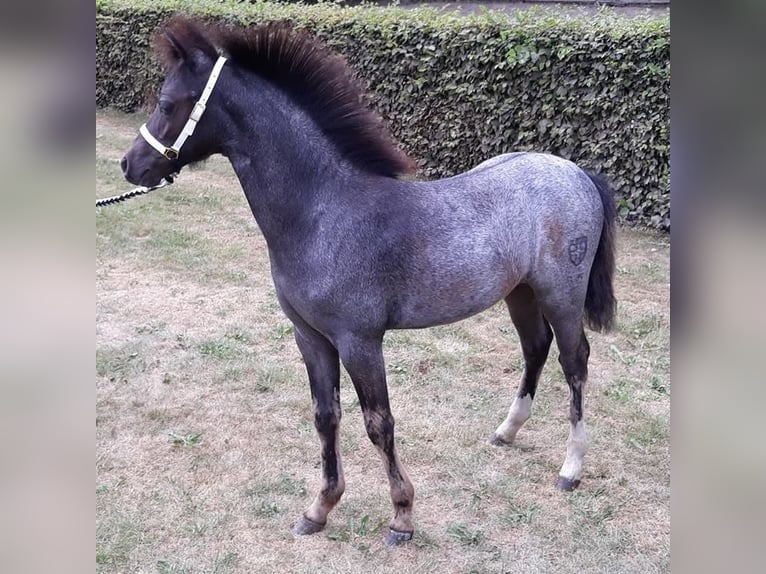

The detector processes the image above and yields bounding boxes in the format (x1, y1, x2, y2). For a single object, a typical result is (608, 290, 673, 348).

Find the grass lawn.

(97, 110, 669, 574)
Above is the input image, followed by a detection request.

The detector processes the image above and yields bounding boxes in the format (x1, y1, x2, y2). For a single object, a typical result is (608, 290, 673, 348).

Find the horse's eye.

(159, 100, 175, 116)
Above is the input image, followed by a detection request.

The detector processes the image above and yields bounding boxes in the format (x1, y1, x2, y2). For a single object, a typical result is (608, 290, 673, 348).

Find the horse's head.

(122, 19, 224, 187)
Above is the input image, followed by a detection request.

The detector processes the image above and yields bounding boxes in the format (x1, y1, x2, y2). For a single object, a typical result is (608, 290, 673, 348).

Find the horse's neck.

(229, 155, 335, 239)
(222, 90, 353, 250)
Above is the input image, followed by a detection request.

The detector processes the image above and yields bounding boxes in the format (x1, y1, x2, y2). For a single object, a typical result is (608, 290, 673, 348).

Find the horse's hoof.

(488, 432, 510, 446)
(556, 476, 581, 491)
(292, 515, 326, 536)
(384, 528, 413, 546)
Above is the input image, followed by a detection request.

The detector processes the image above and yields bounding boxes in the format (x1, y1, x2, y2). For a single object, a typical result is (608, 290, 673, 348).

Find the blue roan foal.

(121, 17, 617, 546)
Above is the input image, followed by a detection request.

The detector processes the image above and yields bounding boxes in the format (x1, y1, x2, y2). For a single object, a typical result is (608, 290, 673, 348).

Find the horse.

(121, 16, 616, 546)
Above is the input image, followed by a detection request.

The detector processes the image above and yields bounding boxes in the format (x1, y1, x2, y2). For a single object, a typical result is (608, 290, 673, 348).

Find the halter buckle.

(164, 147, 179, 160)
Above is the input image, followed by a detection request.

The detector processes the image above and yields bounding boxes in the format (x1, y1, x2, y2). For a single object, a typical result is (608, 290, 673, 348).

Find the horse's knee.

(314, 404, 340, 435)
(363, 409, 394, 448)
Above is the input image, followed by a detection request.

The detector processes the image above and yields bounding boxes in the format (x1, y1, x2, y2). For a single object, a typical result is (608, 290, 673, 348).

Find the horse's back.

(445, 151, 603, 242)
(462, 152, 530, 176)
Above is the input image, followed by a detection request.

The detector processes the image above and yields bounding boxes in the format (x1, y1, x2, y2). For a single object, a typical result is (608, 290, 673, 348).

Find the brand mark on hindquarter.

(568, 236, 588, 266)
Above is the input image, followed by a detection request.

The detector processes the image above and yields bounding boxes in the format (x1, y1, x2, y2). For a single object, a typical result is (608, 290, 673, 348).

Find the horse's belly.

(390, 276, 513, 330)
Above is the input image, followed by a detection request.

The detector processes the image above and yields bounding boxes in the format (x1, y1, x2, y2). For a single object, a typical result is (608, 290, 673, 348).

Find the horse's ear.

(164, 30, 215, 72)
(162, 30, 188, 64)
(155, 19, 217, 71)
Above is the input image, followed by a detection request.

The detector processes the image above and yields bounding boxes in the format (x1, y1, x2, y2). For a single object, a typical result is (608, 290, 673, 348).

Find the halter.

(139, 56, 227, 160)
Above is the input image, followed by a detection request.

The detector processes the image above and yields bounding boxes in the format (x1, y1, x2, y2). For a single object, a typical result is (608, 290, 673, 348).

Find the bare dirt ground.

(97, 110, 669, 574)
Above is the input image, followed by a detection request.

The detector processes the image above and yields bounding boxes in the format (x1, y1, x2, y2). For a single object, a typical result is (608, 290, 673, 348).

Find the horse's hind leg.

(544, 306, 591, 491)
(489, 285, 553, 446)
(291, 325, 345, 535)
(337, 334, 415, 546)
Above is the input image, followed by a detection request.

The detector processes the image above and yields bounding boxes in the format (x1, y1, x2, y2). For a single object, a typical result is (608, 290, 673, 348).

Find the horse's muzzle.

(121, 145, 174, 188)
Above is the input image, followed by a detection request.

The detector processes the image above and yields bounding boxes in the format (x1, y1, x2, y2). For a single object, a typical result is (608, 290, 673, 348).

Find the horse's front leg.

(338, 334, 415, 546)
(291, 324, 345, 535)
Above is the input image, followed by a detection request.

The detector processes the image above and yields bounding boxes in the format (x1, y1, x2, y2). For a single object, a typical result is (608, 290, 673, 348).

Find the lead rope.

(96, 177, 175, 208)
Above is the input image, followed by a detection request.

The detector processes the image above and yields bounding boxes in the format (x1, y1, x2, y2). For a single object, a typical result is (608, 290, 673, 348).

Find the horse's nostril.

(120, 156, 128, 175)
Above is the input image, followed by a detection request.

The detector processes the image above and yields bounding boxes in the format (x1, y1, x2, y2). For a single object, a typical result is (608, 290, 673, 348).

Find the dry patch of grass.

(97, 110, 669, 574)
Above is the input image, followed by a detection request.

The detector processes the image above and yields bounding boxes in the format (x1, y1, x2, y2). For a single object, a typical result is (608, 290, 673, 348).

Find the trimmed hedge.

(97, 0, 669, 229)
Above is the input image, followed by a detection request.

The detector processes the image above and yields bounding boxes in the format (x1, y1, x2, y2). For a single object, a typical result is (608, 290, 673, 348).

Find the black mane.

(154, 16, 415, 178)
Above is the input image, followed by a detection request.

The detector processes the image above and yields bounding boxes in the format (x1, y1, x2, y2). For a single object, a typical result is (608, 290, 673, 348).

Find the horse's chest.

(271, 251, 347, 307)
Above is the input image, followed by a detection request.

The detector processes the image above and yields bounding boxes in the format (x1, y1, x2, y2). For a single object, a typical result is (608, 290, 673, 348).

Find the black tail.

(584, 172, 617, 332)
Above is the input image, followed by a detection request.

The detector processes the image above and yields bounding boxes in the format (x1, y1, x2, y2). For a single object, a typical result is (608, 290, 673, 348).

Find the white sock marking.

(494, 393, 533, 442)
(559, 420, 588, 481)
